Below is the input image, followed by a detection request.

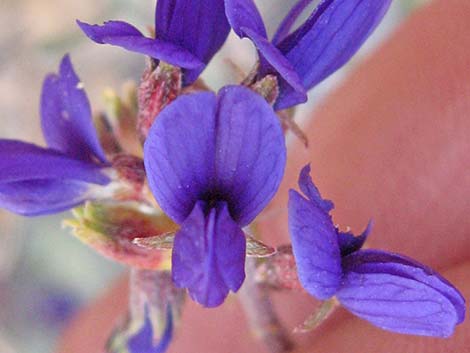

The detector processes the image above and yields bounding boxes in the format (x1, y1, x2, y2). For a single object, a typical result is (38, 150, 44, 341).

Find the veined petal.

(144, 86, 286, 225)
(144, 91, 217, 224)
(338, 250, 466, 337)
(41, 55, 107, 164)
(0, 140, 109, 184)
(77, 20, 203, 70)
(277, 0, 392, 90)
(213, 85, 286, 226)
(342, 250, 466, 324)
(288, 189, 342, 300)
(128, 306, 173, 353)
(171, 201, 246, 307)
(156, 0, 230, 84)
(0, 179, 91, 216)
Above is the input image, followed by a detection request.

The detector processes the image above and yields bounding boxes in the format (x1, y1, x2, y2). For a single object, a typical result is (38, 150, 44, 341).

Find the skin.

(56, 0, 470, 352)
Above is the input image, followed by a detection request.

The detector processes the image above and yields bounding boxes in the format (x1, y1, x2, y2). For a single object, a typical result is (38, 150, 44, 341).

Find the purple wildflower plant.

(77, 0, 230, 85)
(0, 55, 111, 216)
(288, 165, 466, 337)
(225, 0, 392, 110)
(143, 85, 286, 307)
(3, 0, 467, 352)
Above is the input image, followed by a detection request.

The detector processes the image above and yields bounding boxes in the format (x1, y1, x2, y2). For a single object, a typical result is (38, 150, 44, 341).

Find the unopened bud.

(64, 202, 178, 269)
(137, 62, 182, 141)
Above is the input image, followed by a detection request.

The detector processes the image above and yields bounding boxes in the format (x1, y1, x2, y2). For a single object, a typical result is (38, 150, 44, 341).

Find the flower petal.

(144, 86, 286, 226)
(128, 306, 173, 353)
(0, 179, 91, 216)
(77, 20, 203, 70)
(342, 250, 466, 323)
(213, 85, 286, 225)
(224, 0, 267, 39)
(338, 221, 371, 256)
(288, 189, 342, 300)
(0, 140, 109, 216)
(144, 91, 217, 223)
(224, 0, 306, 110)
(155, 0, 230, 84)
(40, 55, 107, 164)
(337, 250, 466, 337)
(171, 201, 246, 307)
(242, 28, 307, 111)
(0, 140, 109, 184)
(298, 164, 333, 213)
(277, 0, 392, 91)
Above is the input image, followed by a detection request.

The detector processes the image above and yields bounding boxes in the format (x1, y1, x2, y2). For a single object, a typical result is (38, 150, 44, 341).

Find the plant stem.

(239, 258, 295, 353)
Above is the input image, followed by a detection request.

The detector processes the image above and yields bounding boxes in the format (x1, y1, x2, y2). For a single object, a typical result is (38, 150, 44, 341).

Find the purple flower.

(0, 55, 110, 216)
(128, 306, 173, 353)
(225, 0, 392, 110)
(288, 165, 466, 337)
(78, 0, 231, 85)
(144, 85, 286, 307)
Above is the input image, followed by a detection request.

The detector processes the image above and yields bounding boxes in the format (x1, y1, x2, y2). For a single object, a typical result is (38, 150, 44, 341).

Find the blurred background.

(0, 0, 428, 352)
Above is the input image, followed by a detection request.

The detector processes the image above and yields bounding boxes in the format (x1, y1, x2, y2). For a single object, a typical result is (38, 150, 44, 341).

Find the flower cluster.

(289, 165, 465, 337)
(0, 55, 110, 215)
(1, 0, 466, 352)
